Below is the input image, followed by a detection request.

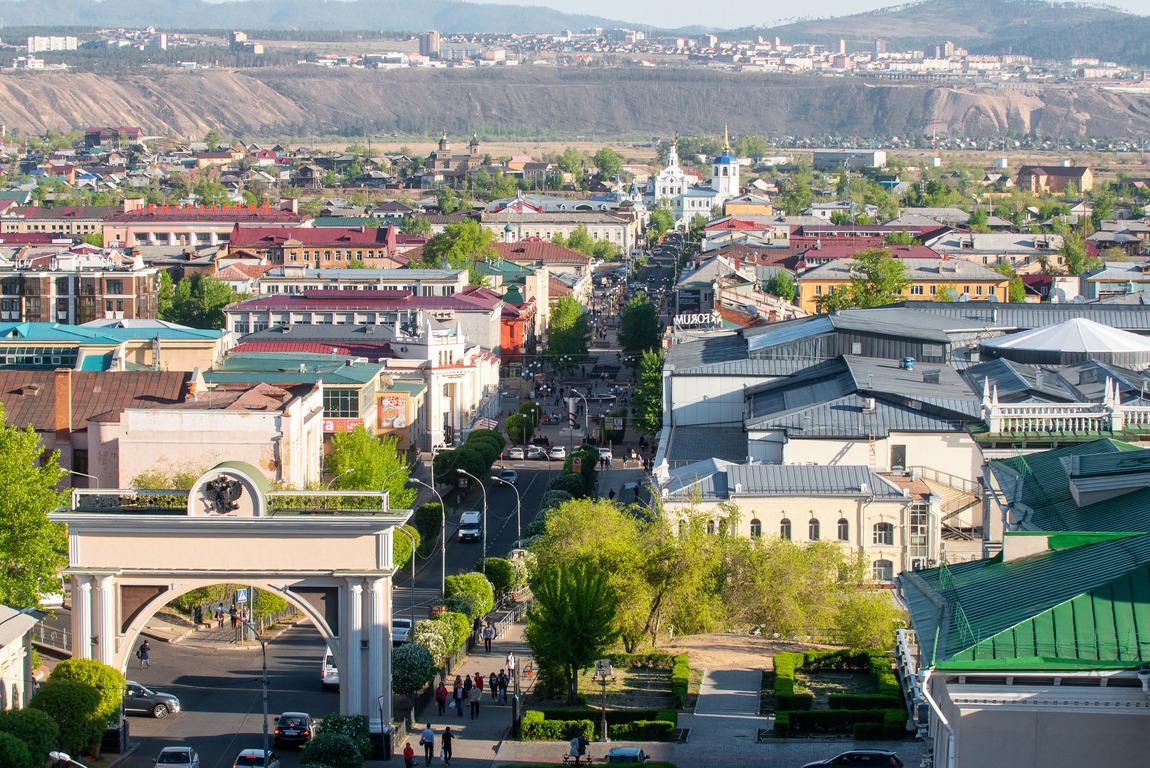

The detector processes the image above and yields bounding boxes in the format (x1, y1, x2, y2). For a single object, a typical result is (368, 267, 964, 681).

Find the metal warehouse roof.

(882, 301, 1150, 334)
(901, 531, 1150, 669)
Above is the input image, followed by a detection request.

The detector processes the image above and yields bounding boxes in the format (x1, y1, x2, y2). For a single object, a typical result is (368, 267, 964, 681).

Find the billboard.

(378, 393, 409, 430)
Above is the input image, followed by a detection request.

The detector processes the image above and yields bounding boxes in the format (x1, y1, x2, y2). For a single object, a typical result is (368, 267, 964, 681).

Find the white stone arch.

(52, 462, 409, 736)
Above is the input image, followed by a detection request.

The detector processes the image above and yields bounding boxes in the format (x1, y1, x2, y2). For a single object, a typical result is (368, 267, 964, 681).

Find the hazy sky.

(485, 0, 1147, 27)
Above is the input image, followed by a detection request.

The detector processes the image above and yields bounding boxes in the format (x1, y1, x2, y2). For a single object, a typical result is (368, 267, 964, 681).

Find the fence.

(31, 622, 71, 654)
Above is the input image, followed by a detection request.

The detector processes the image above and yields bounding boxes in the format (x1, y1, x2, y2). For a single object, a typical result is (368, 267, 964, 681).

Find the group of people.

(405, 724, 454, 767)
(433, 664, 513, 719)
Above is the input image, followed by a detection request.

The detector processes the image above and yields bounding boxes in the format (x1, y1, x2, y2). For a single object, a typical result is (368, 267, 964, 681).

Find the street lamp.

(49, 753, 90, 768)
(65, 469, 99, 488)
(593, 658, 616, 742)
(569, 388, 590, 434)
(456, 468, 487, 573)
(237, 619, 269, 765)
(326, 467, 355, 489)
(407, 477, 446, 597)
(490, 474, 522, 543)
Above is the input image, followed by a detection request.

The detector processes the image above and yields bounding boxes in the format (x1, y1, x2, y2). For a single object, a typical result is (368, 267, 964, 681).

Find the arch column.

(366, 576, 391, 730)
(343, 579, 364, 719)
(73, 576, 93, 660)
(93, 573, 117, 666)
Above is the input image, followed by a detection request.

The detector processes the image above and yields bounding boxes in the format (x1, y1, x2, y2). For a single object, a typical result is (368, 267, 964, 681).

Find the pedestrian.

(419, 724, 434, 767)
(471, 616, 482, 643)
(441, 726, 454, 766)
(229, 606, 238, 628)
(490, 670, 499, 701)
(468, 681, 481, 719)
(482, 621, 495, 653)
(463, 673, 473, 698)
(453, 675, 464, 716)
(475, 672, 484, 694)
(435, 679, 448, 716)
(506, 651, 516, 679)
(216, 610, 224, 629)
(498, 669, 509, 704)
(136, 640, 151, 668)
(403, 742, 415, 768)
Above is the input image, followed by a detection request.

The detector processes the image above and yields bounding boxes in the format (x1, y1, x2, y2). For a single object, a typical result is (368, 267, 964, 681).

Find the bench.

(561, 753, 593, 765)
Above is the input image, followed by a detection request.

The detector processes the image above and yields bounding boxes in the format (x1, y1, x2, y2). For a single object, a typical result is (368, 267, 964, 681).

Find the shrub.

(301, 732, 365, 768)
(444, 592, 479, 621)
(29, 679, 103, 755)
(670, 654, 690, 708)
(519, 711, 594, 741)
(318, 715, 373, 759)
(868, 651, 900, 697)
(0, 732, 31, 768)
(0, 707, 59, 761)
(608, 720, 675, 740)
(411, 619, 448, 659)
(48, 658, 125, 725)
(477, 558, 515, 594)
(440, 611, 471, 653)
(445, 573, 494, 619)
(392, 644, 436, 697)
(606, 651, 675, 669)
(656, 708, 678, 727)
(774, 712, 791, 736)
(394, 524, 420, 572)
(828, 694, 904, 710)
(547, 472, 587, 498)
(534, 708, 668, 725)
(783, 709, 886, 735)
(468, 429, 506, 450)
(772, 652, 814, 711)
(412, 503, 445, 554)
(539, 490, 572, 511)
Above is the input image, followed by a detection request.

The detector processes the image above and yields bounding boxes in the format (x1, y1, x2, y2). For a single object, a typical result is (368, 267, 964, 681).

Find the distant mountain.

(743, 0, 1150, 66)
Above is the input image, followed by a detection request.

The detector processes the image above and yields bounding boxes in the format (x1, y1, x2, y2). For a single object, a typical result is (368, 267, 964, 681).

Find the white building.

(0, 605, 41, 710)
(644, 133, 741, 224)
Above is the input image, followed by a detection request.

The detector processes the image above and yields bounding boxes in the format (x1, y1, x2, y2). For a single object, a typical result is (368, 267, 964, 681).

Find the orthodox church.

(642, 130, 741, 224)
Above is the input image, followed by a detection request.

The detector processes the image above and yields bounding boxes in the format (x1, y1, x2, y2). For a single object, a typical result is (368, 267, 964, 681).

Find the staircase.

(909, 466, 981, 542)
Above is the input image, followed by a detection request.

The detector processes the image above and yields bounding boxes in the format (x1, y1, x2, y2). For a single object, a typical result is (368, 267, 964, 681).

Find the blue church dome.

(713, 150, 737, 165)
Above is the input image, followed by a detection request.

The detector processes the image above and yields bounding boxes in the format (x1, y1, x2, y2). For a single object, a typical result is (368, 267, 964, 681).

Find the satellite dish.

(1072, 295, 1086, 304)
(958, 293, 971, 302)
(945, 289, 960, 301)
(987, 295, 1000, 302)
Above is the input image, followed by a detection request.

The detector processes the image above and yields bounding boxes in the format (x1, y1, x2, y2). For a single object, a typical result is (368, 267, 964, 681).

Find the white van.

(321, 649, 339, 691)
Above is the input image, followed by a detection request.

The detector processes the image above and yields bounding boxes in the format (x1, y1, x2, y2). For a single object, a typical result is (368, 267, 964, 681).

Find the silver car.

(155, 747, 200, 768)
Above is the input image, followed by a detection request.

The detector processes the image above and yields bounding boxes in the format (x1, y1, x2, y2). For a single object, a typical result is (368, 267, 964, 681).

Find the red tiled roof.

(16, 205, 119, 220)
(797, 244, 941, 260)
(705, 218, 764, 231)
(229, 225, 393, 248)
(0, 370, 189, 431)
(493, 241, 591, 264)
(716, 304, 767, 328)
(231, 342, 353, 357)
(230, 288, 503, 313)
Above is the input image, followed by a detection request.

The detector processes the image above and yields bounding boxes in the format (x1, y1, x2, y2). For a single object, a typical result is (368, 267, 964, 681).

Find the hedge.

(772, 652, 813, 711)
(773, 708, 886, 736)
(608, 720, 675, 740)
(520, 711, 594, 741)
(828, 694, 904, 710)
(670, 654, 690, 708)
(535, 708, 673, 725)
(855, 711, 909, 740)
(605, 651, 676, 669)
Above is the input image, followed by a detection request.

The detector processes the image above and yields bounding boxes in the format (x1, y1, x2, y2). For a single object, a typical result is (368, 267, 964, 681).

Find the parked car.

(321, 650, 339, 690)
(800, 750, 904, 768)
(233, 750, 280, 768)
(125, 681, 181, 719)
(155, 747, 200, 768)
(458, 510, 482, 542)
(526, 445, 548, 460)
(605, 747, 648, 763)
(507, 447, 525, 460)
(598, 447, 613, 461)
(549, 445, 567, 461)
(498, 469, 518, 486)
(272, 712, 315, 748)
(392, 617, 412, 645)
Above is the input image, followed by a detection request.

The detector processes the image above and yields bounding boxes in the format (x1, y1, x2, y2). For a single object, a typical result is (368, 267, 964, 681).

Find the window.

(779, 518, 791, 540)
(815, 285, 823, 295)
(706, 519, 716, 535)
(851, 342, 862, 355)
(837, 518, 850, 541)
(910, 285, 924, 295)
(323, 389, 360, 418)
(872, 559, 894, 581)
(808, 519, 820, 541)
(929, 285, 937, 295)
(873, 522, 894, 546)
(750, 518, 762, 538)
(72, 449, 89, 478)
(976, 285, 984, 296)
(105, 279, 124, 295)
(910, 502, 929, 558)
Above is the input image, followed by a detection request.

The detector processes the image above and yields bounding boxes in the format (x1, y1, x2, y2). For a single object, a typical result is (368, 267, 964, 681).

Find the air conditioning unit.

(861, 397, 876, 412)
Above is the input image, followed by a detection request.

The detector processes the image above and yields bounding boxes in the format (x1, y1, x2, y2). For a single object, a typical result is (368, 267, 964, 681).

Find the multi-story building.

(1017, 164, 1094, 194)
(0, 205, 118, 238)
(482, 211, 641, 256)
(255, 266, 468, 296)
(102, 199, 306, 248)
(0, 245, 160, 324)
(226, 226, 410, 269)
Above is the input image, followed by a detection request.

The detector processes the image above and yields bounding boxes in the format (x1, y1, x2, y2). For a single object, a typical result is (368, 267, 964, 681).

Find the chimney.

(281, 197, 299, 215)
(54, 368, 72, 435)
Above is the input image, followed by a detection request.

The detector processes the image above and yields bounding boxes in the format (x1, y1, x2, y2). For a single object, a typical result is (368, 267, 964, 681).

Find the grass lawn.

(531, 664, 677, 711)
(800, 670, 874, 710)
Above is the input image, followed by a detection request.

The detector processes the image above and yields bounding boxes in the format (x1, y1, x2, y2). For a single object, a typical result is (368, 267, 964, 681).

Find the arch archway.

(51, 462, 410, 735)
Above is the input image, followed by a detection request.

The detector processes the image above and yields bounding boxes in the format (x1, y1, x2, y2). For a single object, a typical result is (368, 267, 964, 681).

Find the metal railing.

(32, 622, 72, 654)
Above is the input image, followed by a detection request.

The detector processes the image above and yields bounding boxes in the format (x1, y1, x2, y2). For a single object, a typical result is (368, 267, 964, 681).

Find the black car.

(272, 712, 315, 747)
(801, 750, 904, 768)
(125, 681, 181, 719)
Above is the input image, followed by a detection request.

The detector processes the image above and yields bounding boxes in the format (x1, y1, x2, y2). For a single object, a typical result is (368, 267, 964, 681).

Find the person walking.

(482, 621, 495, 653)
(452, 675, 464, 717)
(475, 673, 484, 695)
(506, 651, 516, 679)
(137, 640, 151, 668)
(435, 680, 448, 716)
(498, 669, 509, 705)
(441, 726, 455, 766)
(468, 681, 482, 719)
(463, 673, 473, 699)
(419, 724, 434, 767)
(490, 669, 499, 702)
(402, 742, 415, 768)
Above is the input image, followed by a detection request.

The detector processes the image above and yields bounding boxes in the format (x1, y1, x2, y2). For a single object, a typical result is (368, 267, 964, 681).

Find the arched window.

(837, 518, 850, 541)
(706, 519, 716, 535)
(808, 519, 820, 541)
(872, 559, 894, 582)
(750, 518, 762, 538)
(779, 518, 792, 540)
(873, 522, 895, 546)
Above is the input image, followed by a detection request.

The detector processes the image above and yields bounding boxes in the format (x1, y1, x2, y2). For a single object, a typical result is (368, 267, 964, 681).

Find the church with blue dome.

(642, 127, 741, 225)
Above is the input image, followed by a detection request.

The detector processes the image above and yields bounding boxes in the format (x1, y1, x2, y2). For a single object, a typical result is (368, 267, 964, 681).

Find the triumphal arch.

(49, 461, 410, 732)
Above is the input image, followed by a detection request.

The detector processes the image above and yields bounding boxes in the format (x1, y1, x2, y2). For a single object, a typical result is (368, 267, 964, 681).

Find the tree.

(0, 732, 31, 768)
(418, 219, 496, 271)
(834, 591, 905, 649)
(814, 248, 911, 312)
(444, 572, 494, 619)
(646, 206, 674, 247)
(156, 270, 174, 319)
(316, 715, 373, 760)
(411, 502, 445, 556)
(203, 129, 223, 151)
(992, 262, 1027, 303)
(391, 643, 435, 728)
(504, 413, 535, 446)
(544, 295, 590, 365)
(324, 428, 416, 508)
(1060, 230, 1100, 275)
(29, 680, 102, 755)
(764, 271, 796, 303)
(476, 557, 515, 594)
(48, 658, 125, 727)
(0, 708, 58, 764)
(632, 350, 664, 436)
(883, 230, 916, 246)
(0, 404, 68, 608)
(525, 561, 620, 704)
(618, 295, 660, 353)
(591, 147, 624, 181)
(163, 274, 235, 329)
(301, 733, 364, 768)
(556, 147, 585, 175)
(401, 216, 432, 235)
(394, 524, 420, 572)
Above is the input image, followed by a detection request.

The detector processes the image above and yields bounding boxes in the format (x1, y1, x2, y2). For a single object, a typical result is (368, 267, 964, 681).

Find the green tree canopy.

(444, 572, 494, 619)
(993, 262, 1027, 303)
(48, 658, 125, 727)
(764, 271, 796, 303)
(646, 206, 675, 247)
(618, 295, 661, 353)
(632, 350, 664, 436)
(0, 404, 68, 608)
(0, 708, 58, 764)
(504, 413, 536, 446)
(591, 147, 624, 180)
(324, 428, 416, 507)
(400, 216, 433, 235)
(29, 680, 103, 755)
(418, 219, 496, 271)
(544, 295, 590, 365)
(525, 561, 620, 703)
(162, 274, 235, 329)
(814, 248, 911, 312)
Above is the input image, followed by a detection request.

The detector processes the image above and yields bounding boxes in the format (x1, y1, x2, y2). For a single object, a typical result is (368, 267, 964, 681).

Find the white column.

(94, 575, 116, 666)
(344, 579, 364, 718)
(366, 576, 389, 731)
(73, 577, 93, 660)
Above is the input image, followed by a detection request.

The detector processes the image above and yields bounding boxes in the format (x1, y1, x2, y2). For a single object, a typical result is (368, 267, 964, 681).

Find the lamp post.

(65, 469, 99, 488)
(393, 525, 416, 626)
(490, 474, 522, 543)
(326, 467, 355, 489)
(456, 468, 487, 573)
(569, 388, 590, 434)
(49, 753, 91, 768)
(237, 619, 269, 764)
(408, 477, 446, 597)
(593, 658, 616, 742)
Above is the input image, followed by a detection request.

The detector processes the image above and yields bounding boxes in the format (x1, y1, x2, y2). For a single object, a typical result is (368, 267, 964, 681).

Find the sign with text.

(324, 418, 364, 434)
(673, 310, 723, 330)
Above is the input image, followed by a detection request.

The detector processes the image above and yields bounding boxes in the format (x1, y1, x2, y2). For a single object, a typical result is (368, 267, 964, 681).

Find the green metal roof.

(473, 258, 533, 277)
(988, 438, 1147, 532)
(0, 321, 223, 344)
(385, 381, 426, 396)
(205, 352, 383, 385)
(902, 531, 1150, 670)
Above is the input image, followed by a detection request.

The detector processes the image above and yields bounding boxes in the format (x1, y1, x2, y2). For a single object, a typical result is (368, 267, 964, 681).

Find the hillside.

(2, 67, 1150, 141)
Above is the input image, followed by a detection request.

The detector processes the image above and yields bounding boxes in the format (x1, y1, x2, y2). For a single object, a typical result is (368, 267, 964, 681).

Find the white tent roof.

(982, 318, 1150, 353)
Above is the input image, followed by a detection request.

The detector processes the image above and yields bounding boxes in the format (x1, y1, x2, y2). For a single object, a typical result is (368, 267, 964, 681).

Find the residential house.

(225, 225, 406, 268)
(102, 198, 306, 248)
(1016, 164, 1094, 194)
(0, 605, 41, 709)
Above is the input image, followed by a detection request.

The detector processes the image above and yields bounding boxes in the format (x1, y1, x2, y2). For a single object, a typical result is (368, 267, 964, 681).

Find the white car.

(508, 447, 525, 460)
(233, 750, 280, 768)
(156, 748, 200, 768)
(549, 445, 567, 461)
(392, 617, 412, 645)
(527, 445, 548, 460)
